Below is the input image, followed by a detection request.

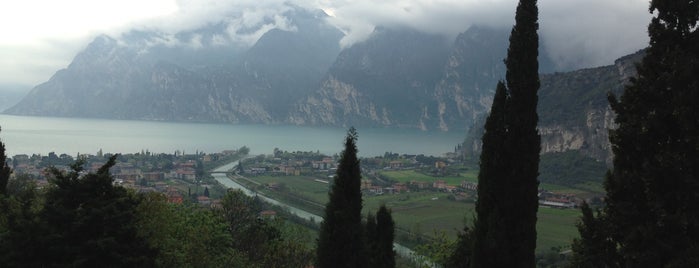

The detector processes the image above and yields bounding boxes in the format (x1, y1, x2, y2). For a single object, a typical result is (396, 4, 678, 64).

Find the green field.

(242, 173, 583, 253)
(379, 169, 479, 185)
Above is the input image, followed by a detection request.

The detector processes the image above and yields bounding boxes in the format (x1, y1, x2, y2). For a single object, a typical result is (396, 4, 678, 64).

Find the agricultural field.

(241, 172, 584, 253)
(378, 169, 479, 185)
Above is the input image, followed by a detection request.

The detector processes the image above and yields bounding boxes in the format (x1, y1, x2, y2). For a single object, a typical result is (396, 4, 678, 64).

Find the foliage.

(538, 151, 606, 187)
(414, 230, 457, 267)
(39, 156, 156, 267)
(569, 202, 619, 267)
(471, 0, 541, 266)
(135, 192, 239, 267)
(316, 127, 368, 267)
(573, 0, 699, 266)
(367, 205, 396, 268)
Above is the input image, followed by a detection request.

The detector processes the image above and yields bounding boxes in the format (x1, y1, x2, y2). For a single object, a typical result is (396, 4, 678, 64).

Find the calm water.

(0, 115, 464, 157)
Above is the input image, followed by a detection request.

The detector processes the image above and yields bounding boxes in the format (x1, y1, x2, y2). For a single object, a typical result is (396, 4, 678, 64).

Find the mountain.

(463, 50, 644, 164)
(5, 6, 343, 123)
(288, 27, 453, 129)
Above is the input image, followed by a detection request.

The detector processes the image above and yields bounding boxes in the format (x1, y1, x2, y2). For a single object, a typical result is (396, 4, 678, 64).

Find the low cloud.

(0, 0, 652, 86)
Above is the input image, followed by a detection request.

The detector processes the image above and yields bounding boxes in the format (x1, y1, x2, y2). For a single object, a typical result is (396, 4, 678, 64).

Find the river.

(211, 160, 426, 265)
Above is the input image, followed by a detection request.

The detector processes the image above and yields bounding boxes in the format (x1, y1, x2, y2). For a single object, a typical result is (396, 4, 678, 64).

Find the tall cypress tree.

(369, 205, 395, 268)
(316, 127, 367, 268)
(0, 127, 12, 196)
(574, 0, 699, 266)
(502, 0, 540, 265)
(470, 0, 541, 266)
(471, 82, 509, 267)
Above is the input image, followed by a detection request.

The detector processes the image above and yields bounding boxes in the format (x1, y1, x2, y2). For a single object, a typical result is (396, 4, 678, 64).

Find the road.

(211, 160, 431, 266)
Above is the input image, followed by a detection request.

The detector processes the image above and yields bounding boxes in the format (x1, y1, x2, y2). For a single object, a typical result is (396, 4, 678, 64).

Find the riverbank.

(211, 160, 426, 266)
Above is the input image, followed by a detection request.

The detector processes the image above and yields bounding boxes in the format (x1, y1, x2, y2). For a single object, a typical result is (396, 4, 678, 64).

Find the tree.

(39, 155, 156, 267)
(135, 192, 238, 267)
(0, 127, 12, 196)
(569, 202, 619, 267)
(470, 0, 541, 266)
(367, 205, 396, 268)
(316, 127, 367, 268)
(573, 0, 699, 266)
(448, 225, 474, 268)
(470, 83, 509, 267)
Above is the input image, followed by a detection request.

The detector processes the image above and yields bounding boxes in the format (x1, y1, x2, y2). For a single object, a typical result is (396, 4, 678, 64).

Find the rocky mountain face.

(6, 6, 343, 123)
(463, 50, 644, 164)
(5, 2, 643, 165)
(288, 27, 453, 129)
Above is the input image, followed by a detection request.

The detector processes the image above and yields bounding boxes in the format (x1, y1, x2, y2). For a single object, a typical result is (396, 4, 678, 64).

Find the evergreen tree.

(573, 0, 699, 266)
(471, 83, 509, 267)
(0, 127, 12, 196)
(470, 0, 541, 266)
(39, 155, 156, 267)
(316, 127, 367, 268)
(569, 202, 619, 267)
(369, 205, 395, 268)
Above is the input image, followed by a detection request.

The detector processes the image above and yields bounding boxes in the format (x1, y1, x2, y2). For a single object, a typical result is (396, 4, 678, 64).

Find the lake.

(0, 114, 465, 157)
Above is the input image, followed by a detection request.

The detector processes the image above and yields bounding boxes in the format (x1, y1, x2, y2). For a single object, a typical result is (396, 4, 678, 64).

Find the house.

(393, 183, 408, 193)
(435, 161, 447, 169)
(389, 161, 403, 169)
(461, 181, 478, 191)
(166, 188, 183, 204)
(197, 196, 211, 206)
(369, 186, 384, 195)
(361, 179, 372, 190)
(175, 169, 196, 180)
(539, 197, 576, 209)
(259, 210, 277, 219)
(433, 180, 447, 190)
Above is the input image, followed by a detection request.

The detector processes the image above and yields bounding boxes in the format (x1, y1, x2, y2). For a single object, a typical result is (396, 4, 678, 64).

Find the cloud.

(539, 0, 651, 69)
(0, 0, 652, 86)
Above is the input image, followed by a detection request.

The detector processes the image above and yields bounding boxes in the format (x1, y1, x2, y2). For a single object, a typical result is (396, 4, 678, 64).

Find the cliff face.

(5, 6, 342, 124)
(288, 27, 453, 129)
(289, 26, 520, 130)
(464, 50, 644, 164)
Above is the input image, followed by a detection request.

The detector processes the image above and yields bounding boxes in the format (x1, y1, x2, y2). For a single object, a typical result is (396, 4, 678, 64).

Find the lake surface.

(0, 114, 465, 157)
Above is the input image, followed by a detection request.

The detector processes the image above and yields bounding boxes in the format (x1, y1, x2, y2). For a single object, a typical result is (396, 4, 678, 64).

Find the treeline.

(0, 152, 315, 267)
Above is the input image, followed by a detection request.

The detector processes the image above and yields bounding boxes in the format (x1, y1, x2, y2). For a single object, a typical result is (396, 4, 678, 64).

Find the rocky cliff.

(464, 50, 644, 164)
(5, 6, 342, 124)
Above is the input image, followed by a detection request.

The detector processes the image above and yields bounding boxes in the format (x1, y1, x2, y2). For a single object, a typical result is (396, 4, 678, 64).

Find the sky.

(0, 0, 652, 89)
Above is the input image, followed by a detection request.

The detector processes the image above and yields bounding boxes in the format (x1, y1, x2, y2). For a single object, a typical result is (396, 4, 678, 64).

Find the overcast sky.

(0, 0, 651, 88)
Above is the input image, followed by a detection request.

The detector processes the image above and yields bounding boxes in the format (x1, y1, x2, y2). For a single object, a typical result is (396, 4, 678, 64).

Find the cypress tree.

(372, 205, 396, 268)
(470, 0, 541, 266)
(502, 0, 541, 265)
(471, 82, 509, 267)
(575, 0, 699, 266)
(0, 127, 11, 196)
(316, 127, 367, 268)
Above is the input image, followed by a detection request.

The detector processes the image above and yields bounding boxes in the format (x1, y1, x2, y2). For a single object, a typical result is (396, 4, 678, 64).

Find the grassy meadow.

(241, 170, 590, 253)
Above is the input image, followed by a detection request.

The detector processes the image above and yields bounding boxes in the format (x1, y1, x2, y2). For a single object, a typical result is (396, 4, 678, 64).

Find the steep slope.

(463, 50, 644, 163)
(288, 27, 452, 129)
(5, 6, 342, 123)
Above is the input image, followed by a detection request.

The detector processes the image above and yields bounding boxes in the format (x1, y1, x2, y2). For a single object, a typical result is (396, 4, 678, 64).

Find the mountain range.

(5, 5, 643, 163)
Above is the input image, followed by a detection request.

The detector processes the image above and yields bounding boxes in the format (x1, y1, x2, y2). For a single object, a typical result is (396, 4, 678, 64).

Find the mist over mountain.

(5, 1, 641, 166)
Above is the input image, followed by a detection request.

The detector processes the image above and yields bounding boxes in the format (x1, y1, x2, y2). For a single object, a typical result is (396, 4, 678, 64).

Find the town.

(9, 147, 250, 206)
